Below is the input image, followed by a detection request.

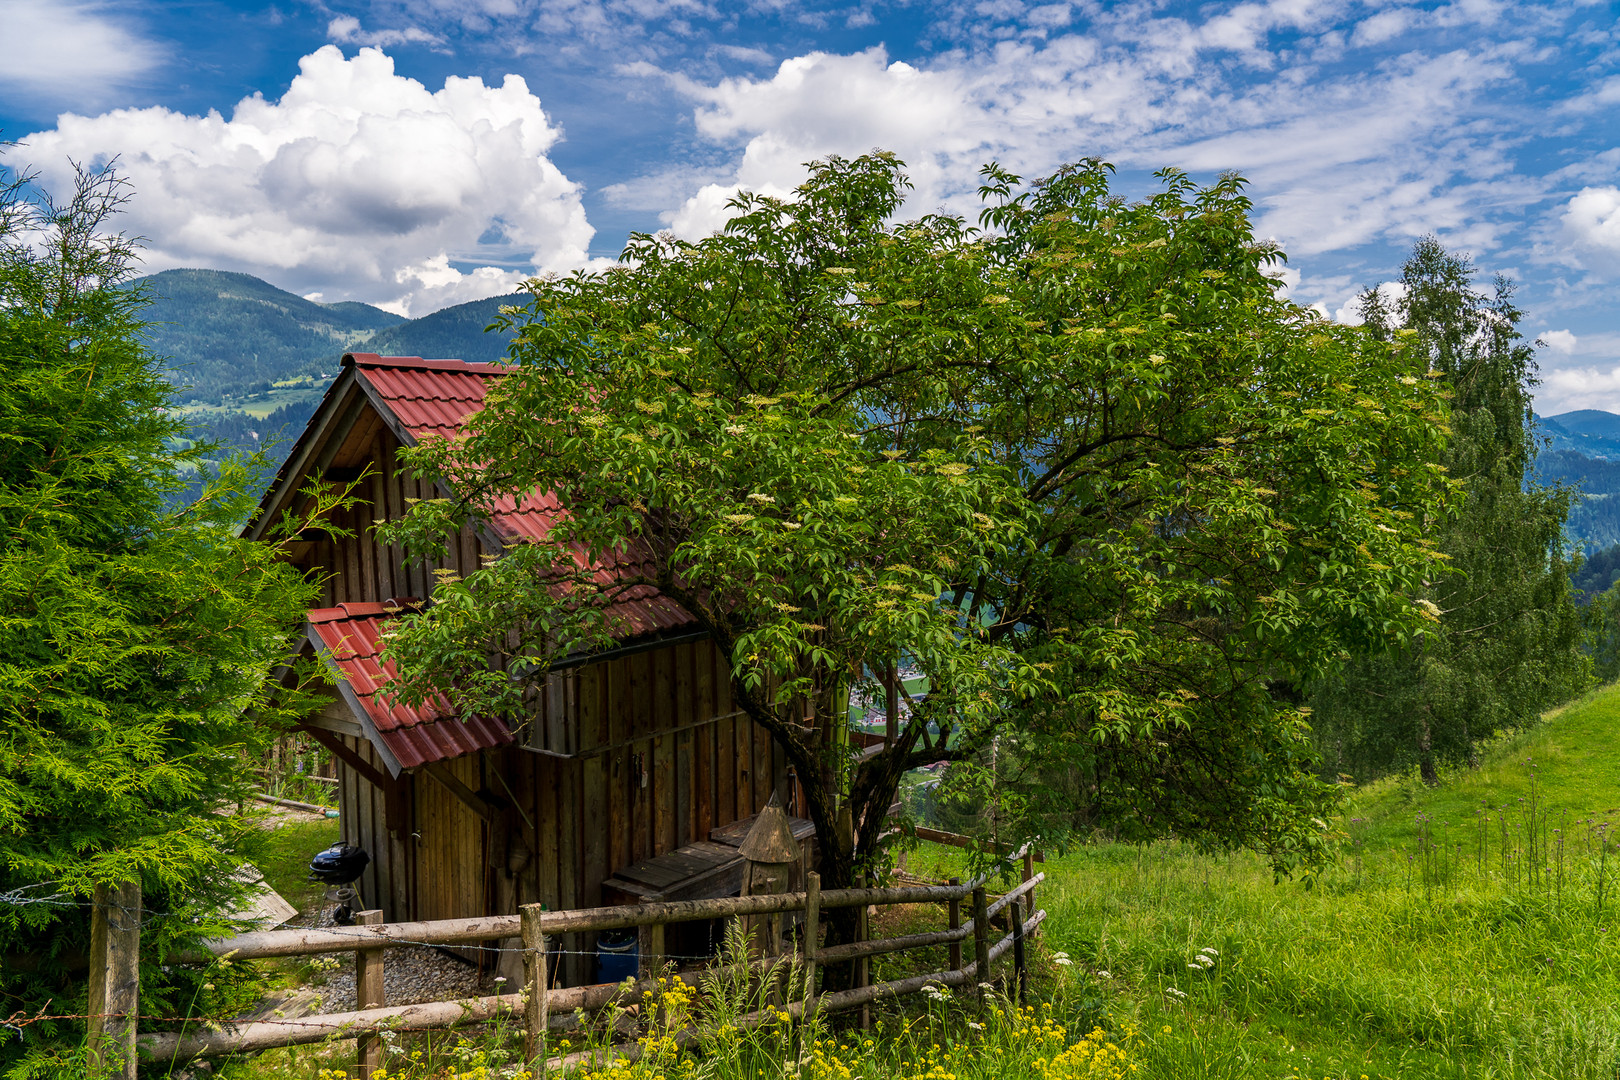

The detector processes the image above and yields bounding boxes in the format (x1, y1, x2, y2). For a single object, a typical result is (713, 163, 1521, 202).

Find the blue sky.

(3, 0, 1617, 412)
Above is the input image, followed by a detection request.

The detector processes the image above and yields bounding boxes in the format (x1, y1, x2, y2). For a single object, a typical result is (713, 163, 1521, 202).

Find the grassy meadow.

(214, 686, 1620, 1080)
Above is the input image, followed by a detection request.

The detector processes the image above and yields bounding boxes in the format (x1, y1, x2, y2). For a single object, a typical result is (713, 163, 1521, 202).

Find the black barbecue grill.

(308, 843, 370, 924)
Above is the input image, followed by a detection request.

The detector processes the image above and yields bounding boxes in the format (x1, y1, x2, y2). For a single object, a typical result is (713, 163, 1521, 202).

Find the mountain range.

(139, 268, 523, 404)
(142, 269, 1620, 574)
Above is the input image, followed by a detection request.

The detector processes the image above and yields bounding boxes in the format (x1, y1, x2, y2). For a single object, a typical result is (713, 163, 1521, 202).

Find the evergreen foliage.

(0, 160, 329, 1070)
(1309, 238, 1588, 782)
(380, 154, 1455, 897)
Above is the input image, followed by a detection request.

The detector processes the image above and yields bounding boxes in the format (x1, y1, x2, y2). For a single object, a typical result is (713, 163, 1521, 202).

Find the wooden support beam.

(422, 760, 500, 824)
(87, 882, 140, 1080)
(299, 725, 391, 792)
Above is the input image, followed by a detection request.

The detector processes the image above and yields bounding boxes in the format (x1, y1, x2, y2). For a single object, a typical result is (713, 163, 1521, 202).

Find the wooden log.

(139, 994, 522, 1060)
(983, 873, 1044, 923)
(971, 886, 990, 1004)
(145, 911, 1049, 1065)
(809, 924, 968, 965)
(946, 877, 962, 977)
(641, 914, 666, 980)
(252, 792, 335, 814)
(179, 883, 978, 963)
(522, 903, 547, 1073)
(546, 908, 1051, 1075)
(354, 910, 386, 1077)
(88, 881, 140, 1080)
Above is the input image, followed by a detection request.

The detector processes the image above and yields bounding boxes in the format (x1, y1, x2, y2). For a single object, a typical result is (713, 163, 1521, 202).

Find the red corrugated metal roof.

(307, 601, 514, 769)
(344, 353, 695, 640)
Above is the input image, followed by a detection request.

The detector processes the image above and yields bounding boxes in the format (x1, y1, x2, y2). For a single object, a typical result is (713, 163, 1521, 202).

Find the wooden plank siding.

(301, 403, 790, 986)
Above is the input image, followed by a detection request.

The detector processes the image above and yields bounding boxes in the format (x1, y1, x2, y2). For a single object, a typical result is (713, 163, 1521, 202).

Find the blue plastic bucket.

(596, 931, 638, 983)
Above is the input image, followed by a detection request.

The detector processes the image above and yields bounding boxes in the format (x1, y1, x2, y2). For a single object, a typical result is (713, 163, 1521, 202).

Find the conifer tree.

(1310, 238, 1588, 781)
(0, 159, 325, 1070)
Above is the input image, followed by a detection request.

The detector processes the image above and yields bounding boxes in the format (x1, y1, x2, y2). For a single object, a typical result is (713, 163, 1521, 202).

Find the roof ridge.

(308, 598, 423, 624)
(343, 352, 504, 373)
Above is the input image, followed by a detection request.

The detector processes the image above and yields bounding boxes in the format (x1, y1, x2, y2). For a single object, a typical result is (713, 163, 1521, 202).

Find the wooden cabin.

(246, 353, 798, 985)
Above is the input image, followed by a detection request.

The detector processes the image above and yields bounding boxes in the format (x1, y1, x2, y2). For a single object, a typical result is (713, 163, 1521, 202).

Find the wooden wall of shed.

(411, 754, 488, 927)
(334, 733, 413, 922)
(295, 413, 482, 608)
(305, 402, 794, 985)
(490, 637, 787, 986)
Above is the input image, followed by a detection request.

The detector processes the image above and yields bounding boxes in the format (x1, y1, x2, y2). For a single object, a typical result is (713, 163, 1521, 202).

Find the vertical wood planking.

(534, 755, 559, 911)
(695, 642, 716, 837)
(652, 649, 676, 853)
(754, 711, 773, 811)
(606, 660, 630, 873)
(715, 656, 735, 829)
(558, 756, 583, 986)
(673, 644, 695, 845)
(357, 485, 378, 601)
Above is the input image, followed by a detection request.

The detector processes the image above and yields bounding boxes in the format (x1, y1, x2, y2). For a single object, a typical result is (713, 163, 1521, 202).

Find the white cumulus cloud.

(1541, 329, 1578, 354)
(1560, 186, 1620, 277)
(647, 21, 1527, 253)
(19, 46, 595, 314)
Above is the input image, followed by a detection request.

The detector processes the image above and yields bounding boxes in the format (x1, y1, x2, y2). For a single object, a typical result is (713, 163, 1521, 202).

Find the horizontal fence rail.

(179, 879, 1017, 963)
(132, 843, 1046, 1074)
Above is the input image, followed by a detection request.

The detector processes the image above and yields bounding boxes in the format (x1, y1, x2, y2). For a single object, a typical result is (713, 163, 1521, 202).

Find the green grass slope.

(1351, 684, 1620, 847)
(1010, 685, 1620, 1079)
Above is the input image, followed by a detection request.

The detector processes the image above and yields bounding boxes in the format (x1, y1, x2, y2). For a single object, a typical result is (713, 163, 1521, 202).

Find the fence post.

(802, 871, 821, 1005)
(87, 881, 140, 1080)
(800, 870, 820, 1064)
(1022, 848, 1037, 932)
(856, 872, 871, 1030)
(639, 908, 666, 981)
(971, 885, 990, 1005)
(1012, 909, 1027, 1005)
(354, 909, 385, 1078)
(522, 903, 548, 1076)
(946, 877, 962, 978)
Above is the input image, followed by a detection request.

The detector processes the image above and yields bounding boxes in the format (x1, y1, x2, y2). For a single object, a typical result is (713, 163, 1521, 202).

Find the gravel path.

(311, 944, 491, 1011)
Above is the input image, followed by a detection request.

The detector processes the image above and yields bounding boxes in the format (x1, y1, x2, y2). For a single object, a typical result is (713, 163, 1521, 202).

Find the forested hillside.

(140, 270, 523, 489)
(139, 269, 404, 402)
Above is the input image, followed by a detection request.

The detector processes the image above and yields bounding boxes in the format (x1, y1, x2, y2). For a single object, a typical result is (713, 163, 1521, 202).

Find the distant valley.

(140, 269, 523, 489)
(1534, 411, 1620, 564)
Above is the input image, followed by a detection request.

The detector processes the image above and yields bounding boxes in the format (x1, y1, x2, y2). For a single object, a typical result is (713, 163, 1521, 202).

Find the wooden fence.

(101, 853, 1042, 1079)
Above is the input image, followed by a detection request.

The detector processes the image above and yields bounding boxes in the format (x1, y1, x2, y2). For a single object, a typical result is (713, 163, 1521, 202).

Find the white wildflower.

(1096, 970, 1112, 979)
(968, 1022, 984, 1031)
(1166, 987, 1187, 999)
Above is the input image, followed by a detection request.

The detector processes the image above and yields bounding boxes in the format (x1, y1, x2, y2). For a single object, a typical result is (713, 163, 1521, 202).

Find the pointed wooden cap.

(738, 793, 801, 864)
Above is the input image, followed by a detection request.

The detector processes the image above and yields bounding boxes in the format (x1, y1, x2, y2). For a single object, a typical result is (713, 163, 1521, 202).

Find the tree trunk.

(1418, 710, 1438, 786)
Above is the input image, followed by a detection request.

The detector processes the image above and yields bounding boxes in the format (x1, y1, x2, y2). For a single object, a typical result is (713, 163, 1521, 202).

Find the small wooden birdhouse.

(739, 793, 801, 954)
